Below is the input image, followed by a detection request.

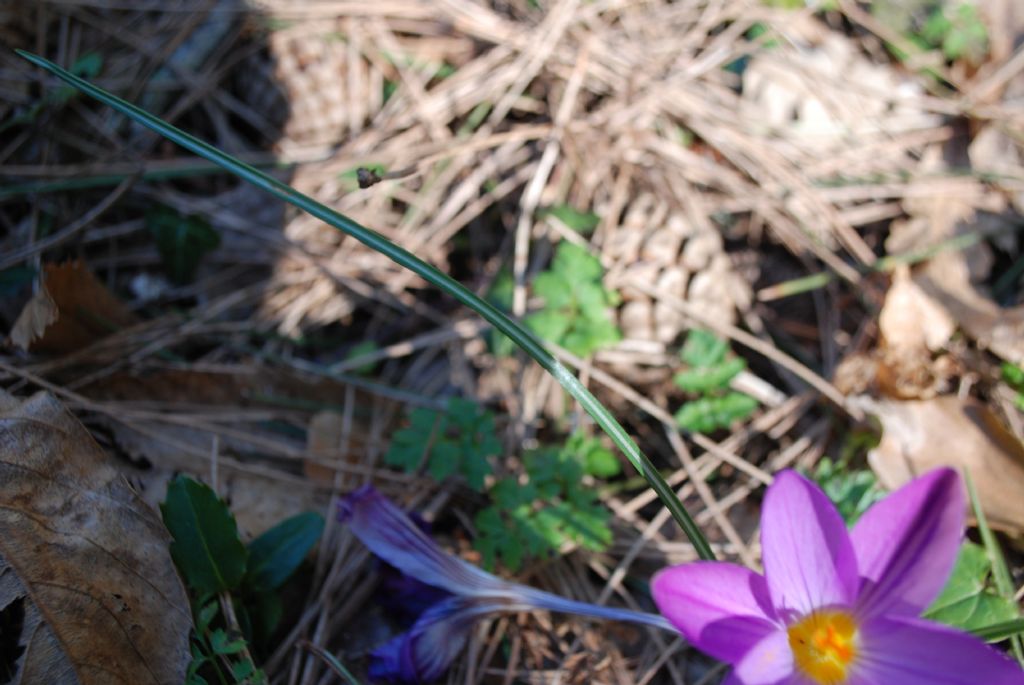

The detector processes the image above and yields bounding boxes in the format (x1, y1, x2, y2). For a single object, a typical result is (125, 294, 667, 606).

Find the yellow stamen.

(787, 610, 858, 684)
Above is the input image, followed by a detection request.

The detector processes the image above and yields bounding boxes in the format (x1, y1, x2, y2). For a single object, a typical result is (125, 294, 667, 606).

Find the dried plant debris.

(856, 394, 1024, 535)
(9, 261, 138, 354)
(0, 390, 190, 684)
(607, 194, 751, 347)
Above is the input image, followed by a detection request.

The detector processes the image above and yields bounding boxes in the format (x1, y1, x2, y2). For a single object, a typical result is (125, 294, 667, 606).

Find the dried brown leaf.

(0, 390, 190, 684)
(9, 286, 58, 351)
(880, 265, 955, 353)
(8, 261, 138, 355)
(858, 394, 1024, 535)
(917, 253, 1024, 366)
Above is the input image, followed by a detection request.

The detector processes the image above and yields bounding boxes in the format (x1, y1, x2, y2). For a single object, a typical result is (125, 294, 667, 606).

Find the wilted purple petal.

(376, 564, 452, 621)
(761, 471, 858, 618)
(367, 587, 672, 683)
(340, 486, 504, 596)
(652, 562, 778, 663)
(851, 468, 964, 619)
(369, 595, 526, 683)
(855, 615, 1024, 684)
(729, 628, 796, 685)
(518, 585, 674, 631)
(343, 486, 676, 684)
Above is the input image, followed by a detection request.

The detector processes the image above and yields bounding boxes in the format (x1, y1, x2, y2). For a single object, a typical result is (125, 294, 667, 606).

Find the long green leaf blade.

(965, 471, 1024, 663)
(161, 476, 247, 594)
(16, 50, 713, 560)
(245, 511, 324, 593)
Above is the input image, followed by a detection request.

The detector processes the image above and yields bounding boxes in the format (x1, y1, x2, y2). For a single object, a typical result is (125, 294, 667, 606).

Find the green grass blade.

(964, 470, 1024, 664)
(15, 50, 715, 561)
(970, 618, 1024, 643)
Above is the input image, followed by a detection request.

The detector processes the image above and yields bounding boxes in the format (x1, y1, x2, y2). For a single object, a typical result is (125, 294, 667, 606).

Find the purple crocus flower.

(340, 485, 674, 683)
(652, 468, 1024, 685)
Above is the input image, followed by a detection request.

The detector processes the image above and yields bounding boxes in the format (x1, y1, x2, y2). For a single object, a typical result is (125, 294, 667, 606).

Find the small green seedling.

(539, 205, 600, 235)
(473, 431, 617, 572)
(385, 397, 500, 491)
(925, 542, 1022, 641)
(161, 477, 324, 684)
(673, 330, 757, 433)
(146, 205, 221, 284)
(810, 457, 886, 526)
(1001, 362, 1024, 412)
(343, 340, 380, 375)
(920, 2, 988, 64)
(525, 242, 621, 357)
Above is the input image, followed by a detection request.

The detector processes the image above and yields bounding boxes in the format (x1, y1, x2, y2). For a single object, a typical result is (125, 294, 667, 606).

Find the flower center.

(787, 610, 858, 684)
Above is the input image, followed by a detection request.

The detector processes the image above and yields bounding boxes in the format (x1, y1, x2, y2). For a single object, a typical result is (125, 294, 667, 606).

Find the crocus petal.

(369, 595, 520, 683)
(729, 628, 800, 685)
(521, 585, 675, 632)
(339, 486, 504, 596)
(854, 615, 1024, 685)
(652, 562, 779, 663)
(850, 468, 964, 618)
(761, 471, 858, 618)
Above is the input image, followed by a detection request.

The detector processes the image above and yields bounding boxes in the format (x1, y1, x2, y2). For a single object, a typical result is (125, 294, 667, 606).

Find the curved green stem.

(16, 50, 714, 561)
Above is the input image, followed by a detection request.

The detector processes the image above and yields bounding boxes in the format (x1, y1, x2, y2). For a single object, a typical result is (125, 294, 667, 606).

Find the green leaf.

(344, 340, 379, 375)
(527, 243, 622, 358)
(541, 205, 600, 234)
(584, 447, 619, 478)
(680, 329, 728, 367)
(245, 511, 324, 593)
(196, 600, 220, 633)
(1001, 362, 1024, 390)
(924, 543, 1020, 639)
(209, 628, 247, 655)
(566, 432, 620, 478)
(147, 205, 221, 284)
(574, 280, 611, 319)
(385, 408, 440, 471)
(674, 357, 746, 393)
(474, 505, 527, 571)
(185, 670, 209, 685)
(486, 269, 515, 311)
(188, 641, 210, 677)
(427, 441, 461, 481)
(231, 659, 256, 680)
(532, 271, 573, 308)
(552, 242, 603, 282)
(246, 591, 283, 650)
(809, 458, 886, 526)
(473, 438, 613, 570)
(161, 476, 247, 594)
(525, 309, 571, 345)
(562, 317, 621, 357)
(918, 2, 988, 64)
(675, 392, 758, 433)
(385, 399, 496, 490)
